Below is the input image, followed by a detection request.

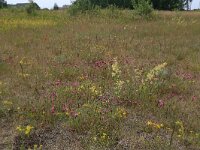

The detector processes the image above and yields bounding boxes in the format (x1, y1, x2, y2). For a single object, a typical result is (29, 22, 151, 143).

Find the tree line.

(73, 0, 193, 10)
(0, 0, 193, 10)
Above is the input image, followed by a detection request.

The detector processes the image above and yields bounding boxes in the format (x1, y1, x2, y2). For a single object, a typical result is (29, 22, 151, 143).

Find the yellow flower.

(115, 107, 127, 118)
(147, 121, 164, 129)
(93, 136, 97, 141)
(19, 57, 31, 65)
(147, 121, 153, 126)
(146, 62, 167, 81)
(34, 145, 38, 149)
(18, 73, 30, 78)
(156, 124, 161, 129)
(90, 85, 98, 95)
(112, 57, 121, 78)
(25, 125, 34, 135)
(123, 112, 127, 116)
(19, 58, 24, 65)
(175, 121, 182, 126)
(2, 100, 13, 105)
(101, 133, 108, 140)
(78, 75, 85, 80)
(16, 126, 23, 132)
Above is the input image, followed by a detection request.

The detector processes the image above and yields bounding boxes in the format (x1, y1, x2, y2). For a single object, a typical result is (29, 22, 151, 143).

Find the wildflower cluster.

(19, 57, 31, 65)
(18, 73, 30, 78)
(134, 68, 143, 79)
(16, 125, 34, 136)
(171, 120, 200, 146)
(19, 57, 31, 78)
(112, 58, 121, 79)
(100, 132, 109, 141)
(175, 121, 185, 138)
(89, 84, 102, 96)
(111, 58, 124, 97)
(146, 62, 167, 81)
(147, 120, 164, 129)
(114, 107, 127, 119)
(78, 81, 102, 97)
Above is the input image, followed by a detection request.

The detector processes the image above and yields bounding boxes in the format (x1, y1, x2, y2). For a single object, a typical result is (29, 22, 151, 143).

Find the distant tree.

(53, 3, 59, 10)
(26, 0, 40, 15)
(151, 0, 193, 10)
(185, 0, 193, 10)
(0, 0, 7, 9)
(133, 0, 153, 16)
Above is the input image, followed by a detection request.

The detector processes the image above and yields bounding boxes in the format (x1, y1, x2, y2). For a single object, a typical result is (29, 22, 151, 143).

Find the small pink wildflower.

(94, 60, 107, 68)
(192, 96, 197, 101)
(51, 105, 55, 114)
(158, 100, 164, 108)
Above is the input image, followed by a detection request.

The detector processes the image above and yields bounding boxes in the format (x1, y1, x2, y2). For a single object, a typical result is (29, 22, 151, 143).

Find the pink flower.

(51, 105, 55, 114)
(192, 96, 197, 101)
(51, 92, 56, 101)
(158, 100, 164, 108)
(94, 60, 107, 68)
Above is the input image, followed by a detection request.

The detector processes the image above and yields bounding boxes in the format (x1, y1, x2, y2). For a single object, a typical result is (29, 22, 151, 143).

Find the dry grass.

(0, 9, 200, 149)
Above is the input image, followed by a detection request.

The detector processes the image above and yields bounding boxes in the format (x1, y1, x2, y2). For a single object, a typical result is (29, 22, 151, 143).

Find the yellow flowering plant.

(114, 107, 127, 119)
(146, 62, 167, 82)
(16, 125, 34, 137)
(111, 57, 125, 97)
(146, 120, 164, 130)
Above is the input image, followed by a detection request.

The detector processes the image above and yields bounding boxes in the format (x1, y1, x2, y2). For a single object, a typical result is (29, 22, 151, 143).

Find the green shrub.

(105, 5, 121, 19)
(68, 0, 94, 16)
(26, 1, 40, 15)
(133, 0, 153, 17)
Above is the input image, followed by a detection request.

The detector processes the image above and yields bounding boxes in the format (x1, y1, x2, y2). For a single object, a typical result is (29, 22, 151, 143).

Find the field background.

(0, 9, 200, 149)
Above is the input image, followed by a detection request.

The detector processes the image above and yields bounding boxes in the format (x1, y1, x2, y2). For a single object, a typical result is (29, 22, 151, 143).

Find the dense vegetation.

(0, 0, 7, 9)
(25, 1, 40, 15)
(72, 0, 192, 10)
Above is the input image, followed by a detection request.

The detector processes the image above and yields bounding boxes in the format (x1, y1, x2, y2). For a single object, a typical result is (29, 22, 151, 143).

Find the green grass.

(0, 9, 200, 149)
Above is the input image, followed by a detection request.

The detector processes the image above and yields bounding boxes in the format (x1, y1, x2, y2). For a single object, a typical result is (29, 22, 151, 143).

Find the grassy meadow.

(0, 9, 200, 149)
